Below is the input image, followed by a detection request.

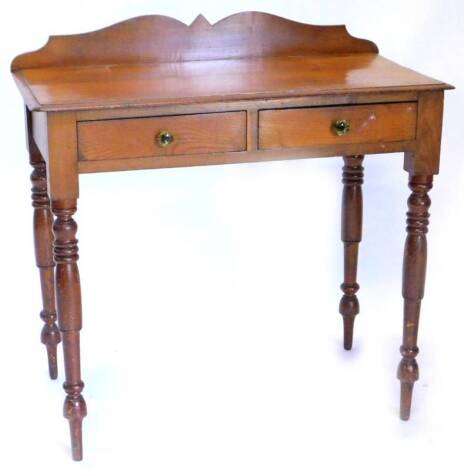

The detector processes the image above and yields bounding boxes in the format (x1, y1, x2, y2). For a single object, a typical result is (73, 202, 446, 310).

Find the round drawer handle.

(333, 119, 351, 136)
(156, 130, 175, 147)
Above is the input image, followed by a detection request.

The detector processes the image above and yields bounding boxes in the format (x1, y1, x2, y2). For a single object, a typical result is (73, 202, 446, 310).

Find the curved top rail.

(11, 11, 378, 71)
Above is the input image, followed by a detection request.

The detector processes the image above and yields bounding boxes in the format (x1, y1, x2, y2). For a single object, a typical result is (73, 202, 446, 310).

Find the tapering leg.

(30, 156, 61, 379)
(397, 175, 433, 420)
(339, 155, 364, 350)
(52, 199, 87, 461)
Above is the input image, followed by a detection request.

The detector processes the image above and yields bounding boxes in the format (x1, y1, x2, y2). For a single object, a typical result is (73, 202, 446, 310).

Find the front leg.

(339, 155, 364, 350)
(52, 199, 87, 460)
(397, 174, 433, 420)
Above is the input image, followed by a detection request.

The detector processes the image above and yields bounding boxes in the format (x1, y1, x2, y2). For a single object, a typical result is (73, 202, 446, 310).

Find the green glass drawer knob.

(333, 119, 351, 136)
(156, 130, 175, 147)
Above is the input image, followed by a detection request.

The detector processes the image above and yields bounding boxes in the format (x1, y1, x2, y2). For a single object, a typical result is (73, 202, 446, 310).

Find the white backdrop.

(0, 1, 462, 469)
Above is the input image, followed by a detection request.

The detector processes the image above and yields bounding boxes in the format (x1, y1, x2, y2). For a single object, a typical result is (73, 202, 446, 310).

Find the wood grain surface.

(78, 111, 246, 161)
(259, 102, 417, 149)
(11, 12, 378, 71)
(14, 55, 450, 112)
(11, 11, 453, 461)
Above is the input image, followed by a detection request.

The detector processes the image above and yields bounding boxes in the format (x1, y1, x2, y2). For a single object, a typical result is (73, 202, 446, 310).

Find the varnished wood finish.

(11, 12, 452, 460)
(13, 55, 450, 113)
(27, 109, 61, 379)
(397, 90, 444, 419)
(259, 103, 417, 150)
(75, 92, 422, 121)
(10, 13, 451, 112)
(46, 112, 79, 201)
(52, 199, 86, 461)
(404, 91, 445, 175)
(397, 175, 433, 420)
(11, 12, 378, 71)
(78, 111, 246, 161)
(339, 156, 364, 350)
(77, 140, 415, 174)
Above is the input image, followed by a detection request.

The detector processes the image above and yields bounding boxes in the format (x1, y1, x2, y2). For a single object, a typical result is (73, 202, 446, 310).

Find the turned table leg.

(397, 174, 433, 420)
(30, 156, 61, 379)
(52, 199, 87, 460)
(339, 155, 364, 350)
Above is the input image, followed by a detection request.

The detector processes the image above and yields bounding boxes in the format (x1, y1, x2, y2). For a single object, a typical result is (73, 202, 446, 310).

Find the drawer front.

(258, 103, 417, 150)
(78, 111, 246, 161)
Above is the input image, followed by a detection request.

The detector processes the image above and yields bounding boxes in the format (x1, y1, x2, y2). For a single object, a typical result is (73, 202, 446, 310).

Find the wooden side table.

(11, 12, 453, 461)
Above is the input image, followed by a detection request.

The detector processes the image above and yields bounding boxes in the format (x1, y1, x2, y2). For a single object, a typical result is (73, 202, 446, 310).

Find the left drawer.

(78, 111, 247, 161)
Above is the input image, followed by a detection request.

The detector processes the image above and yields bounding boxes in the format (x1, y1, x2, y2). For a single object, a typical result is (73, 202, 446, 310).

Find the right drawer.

(258, 103, 417, 150)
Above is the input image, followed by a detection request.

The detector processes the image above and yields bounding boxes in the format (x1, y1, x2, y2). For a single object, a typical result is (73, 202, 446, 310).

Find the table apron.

(77, 140, 415, 174)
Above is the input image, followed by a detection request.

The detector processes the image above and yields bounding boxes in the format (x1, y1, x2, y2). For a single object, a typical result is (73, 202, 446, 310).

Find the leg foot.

(342, 307, 356, 351)
(44, 335, 59, 379)
(400, 382, 414, 421)
(64, 380, 87, 461)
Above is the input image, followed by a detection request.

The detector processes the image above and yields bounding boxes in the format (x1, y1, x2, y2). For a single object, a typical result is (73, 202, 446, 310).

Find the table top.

(11, 12, 452, 113)
(14, 54, 450, 112)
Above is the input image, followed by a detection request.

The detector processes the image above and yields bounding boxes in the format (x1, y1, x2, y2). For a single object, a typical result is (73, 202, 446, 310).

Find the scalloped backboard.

(11, 12, 379, 71)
